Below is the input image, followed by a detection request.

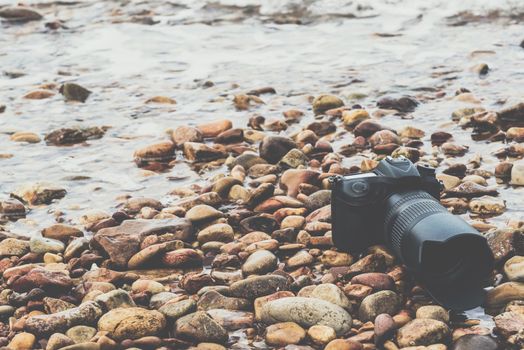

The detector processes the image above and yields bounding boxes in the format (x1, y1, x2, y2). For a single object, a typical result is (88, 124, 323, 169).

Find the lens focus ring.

(384, 191, 446, 255)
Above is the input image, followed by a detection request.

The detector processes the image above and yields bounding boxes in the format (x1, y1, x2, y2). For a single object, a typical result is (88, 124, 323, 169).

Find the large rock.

(175, 311, 228, 343)
(396, 319, 450, 347)
(92, 219, 192, 268)
(260, 297, 352, 335)
(25, 301, 103, 335)
(98, 307, 166, 341)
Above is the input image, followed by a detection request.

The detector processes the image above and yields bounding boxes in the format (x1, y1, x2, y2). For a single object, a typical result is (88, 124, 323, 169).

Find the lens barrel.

(384, 190, 494, 310)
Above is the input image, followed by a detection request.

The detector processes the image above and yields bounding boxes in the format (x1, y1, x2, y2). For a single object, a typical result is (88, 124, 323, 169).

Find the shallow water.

(1, 0, 523, 326)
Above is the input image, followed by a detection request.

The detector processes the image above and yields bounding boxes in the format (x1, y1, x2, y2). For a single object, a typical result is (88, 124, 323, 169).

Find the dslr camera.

(331, 156, 494, 310)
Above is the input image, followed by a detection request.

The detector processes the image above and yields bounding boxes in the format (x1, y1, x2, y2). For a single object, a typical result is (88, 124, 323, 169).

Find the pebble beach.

(0, 1, 523, 349)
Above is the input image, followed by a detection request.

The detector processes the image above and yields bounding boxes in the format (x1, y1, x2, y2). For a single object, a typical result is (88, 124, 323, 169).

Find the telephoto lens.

(331, 156, 494, 310)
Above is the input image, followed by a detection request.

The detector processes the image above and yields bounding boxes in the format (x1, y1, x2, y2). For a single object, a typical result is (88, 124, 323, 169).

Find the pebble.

(451, 334, 499, 350)
(510, 159, 524, 186)
(307, 325, 336, 345)
(65, 325, 96, 343)
(7, 332, 36, 350)
(10, 131, 41, 143)
(486, 282, 524, 311)
(242, 249, 278, 275)
(321, 250, 353, 267)
(416, 305, 450, 323)
(0, 238, 30, 257)
(97, 307, 165, 340)
(259, 136, 298, 164)
(324, 339, 363, 350)
(0, 6, 42, 22)
(374, 313, 396, 345)
(493, 311, 524, 339)
(397, 319, 450, 347)
(504, 255, 524, 282)
(287, 250, 314, 268)
(197, 223, 234, 243)
(265, 322, 306, 346)
(229, 275, 290, 299)
(351, 272, 395, 291)
(59, 83, 91, 102)
(312, 95, 344, 115)
(158, 298, 196, 320)
(310, 283, 350, 309)
(468, 196, 506, 215)
(186, 205, 224, 222)
(175, 311, 228, 344)
(133, 141, 175, 165)
(377, 96, 418, 112)
(25, 301, 103, 335)
(260, 297, 352, 335)
(29, 236, 65, 254)
(42, 224, 83, 241)
(359, 290, 401, 322)
(45, 333, 75, 350)
(11, 182, 66, 205)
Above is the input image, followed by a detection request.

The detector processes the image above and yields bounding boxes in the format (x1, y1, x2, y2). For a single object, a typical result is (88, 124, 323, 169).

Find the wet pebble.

(359, 290, 401, 322)
(175, 311, 228, 344)
(241, 249, 277, 275)
(396, 319, 450, 347)
(260, 297, 352, 335)
(265, 322, 306, 346)
(98, 307, 165, 341)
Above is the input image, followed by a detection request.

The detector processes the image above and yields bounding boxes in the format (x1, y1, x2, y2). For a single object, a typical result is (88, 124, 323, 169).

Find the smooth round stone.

(307, 325, 336, 345)
(0, 238, 30, 256)
(312, 95, 344, 115)
(260, 297, 352, 335)
(324, 339, 363, 350)
(7, 332, 35, 350)
(397, 319, 450, 347)
(451, 334, 499, 350)
(131, 280, 166, 294)
(310, 283, 350, 309)
(65, 325, 97, 343)
(416, 305, 449, 323)
(45, 333, 75, 350)
(29, 236, 65, 254)
(197, 223, 234, 244)
(241, 249, 278, 275)
(158, 299, 196, 320)
(359, 290, 401, 322)
(186, 205, 223, 222)
(504, 255, 524, 282)
(97, 307, 166, 341)
(265, 322, 306, 346)
(287, 250, 314, 268)
(174, 311, 227, 344)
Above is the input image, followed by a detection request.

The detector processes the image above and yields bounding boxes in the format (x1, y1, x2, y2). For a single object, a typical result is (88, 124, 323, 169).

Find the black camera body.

(331, 157, 494, 310)
(331, 157, 441, 254)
